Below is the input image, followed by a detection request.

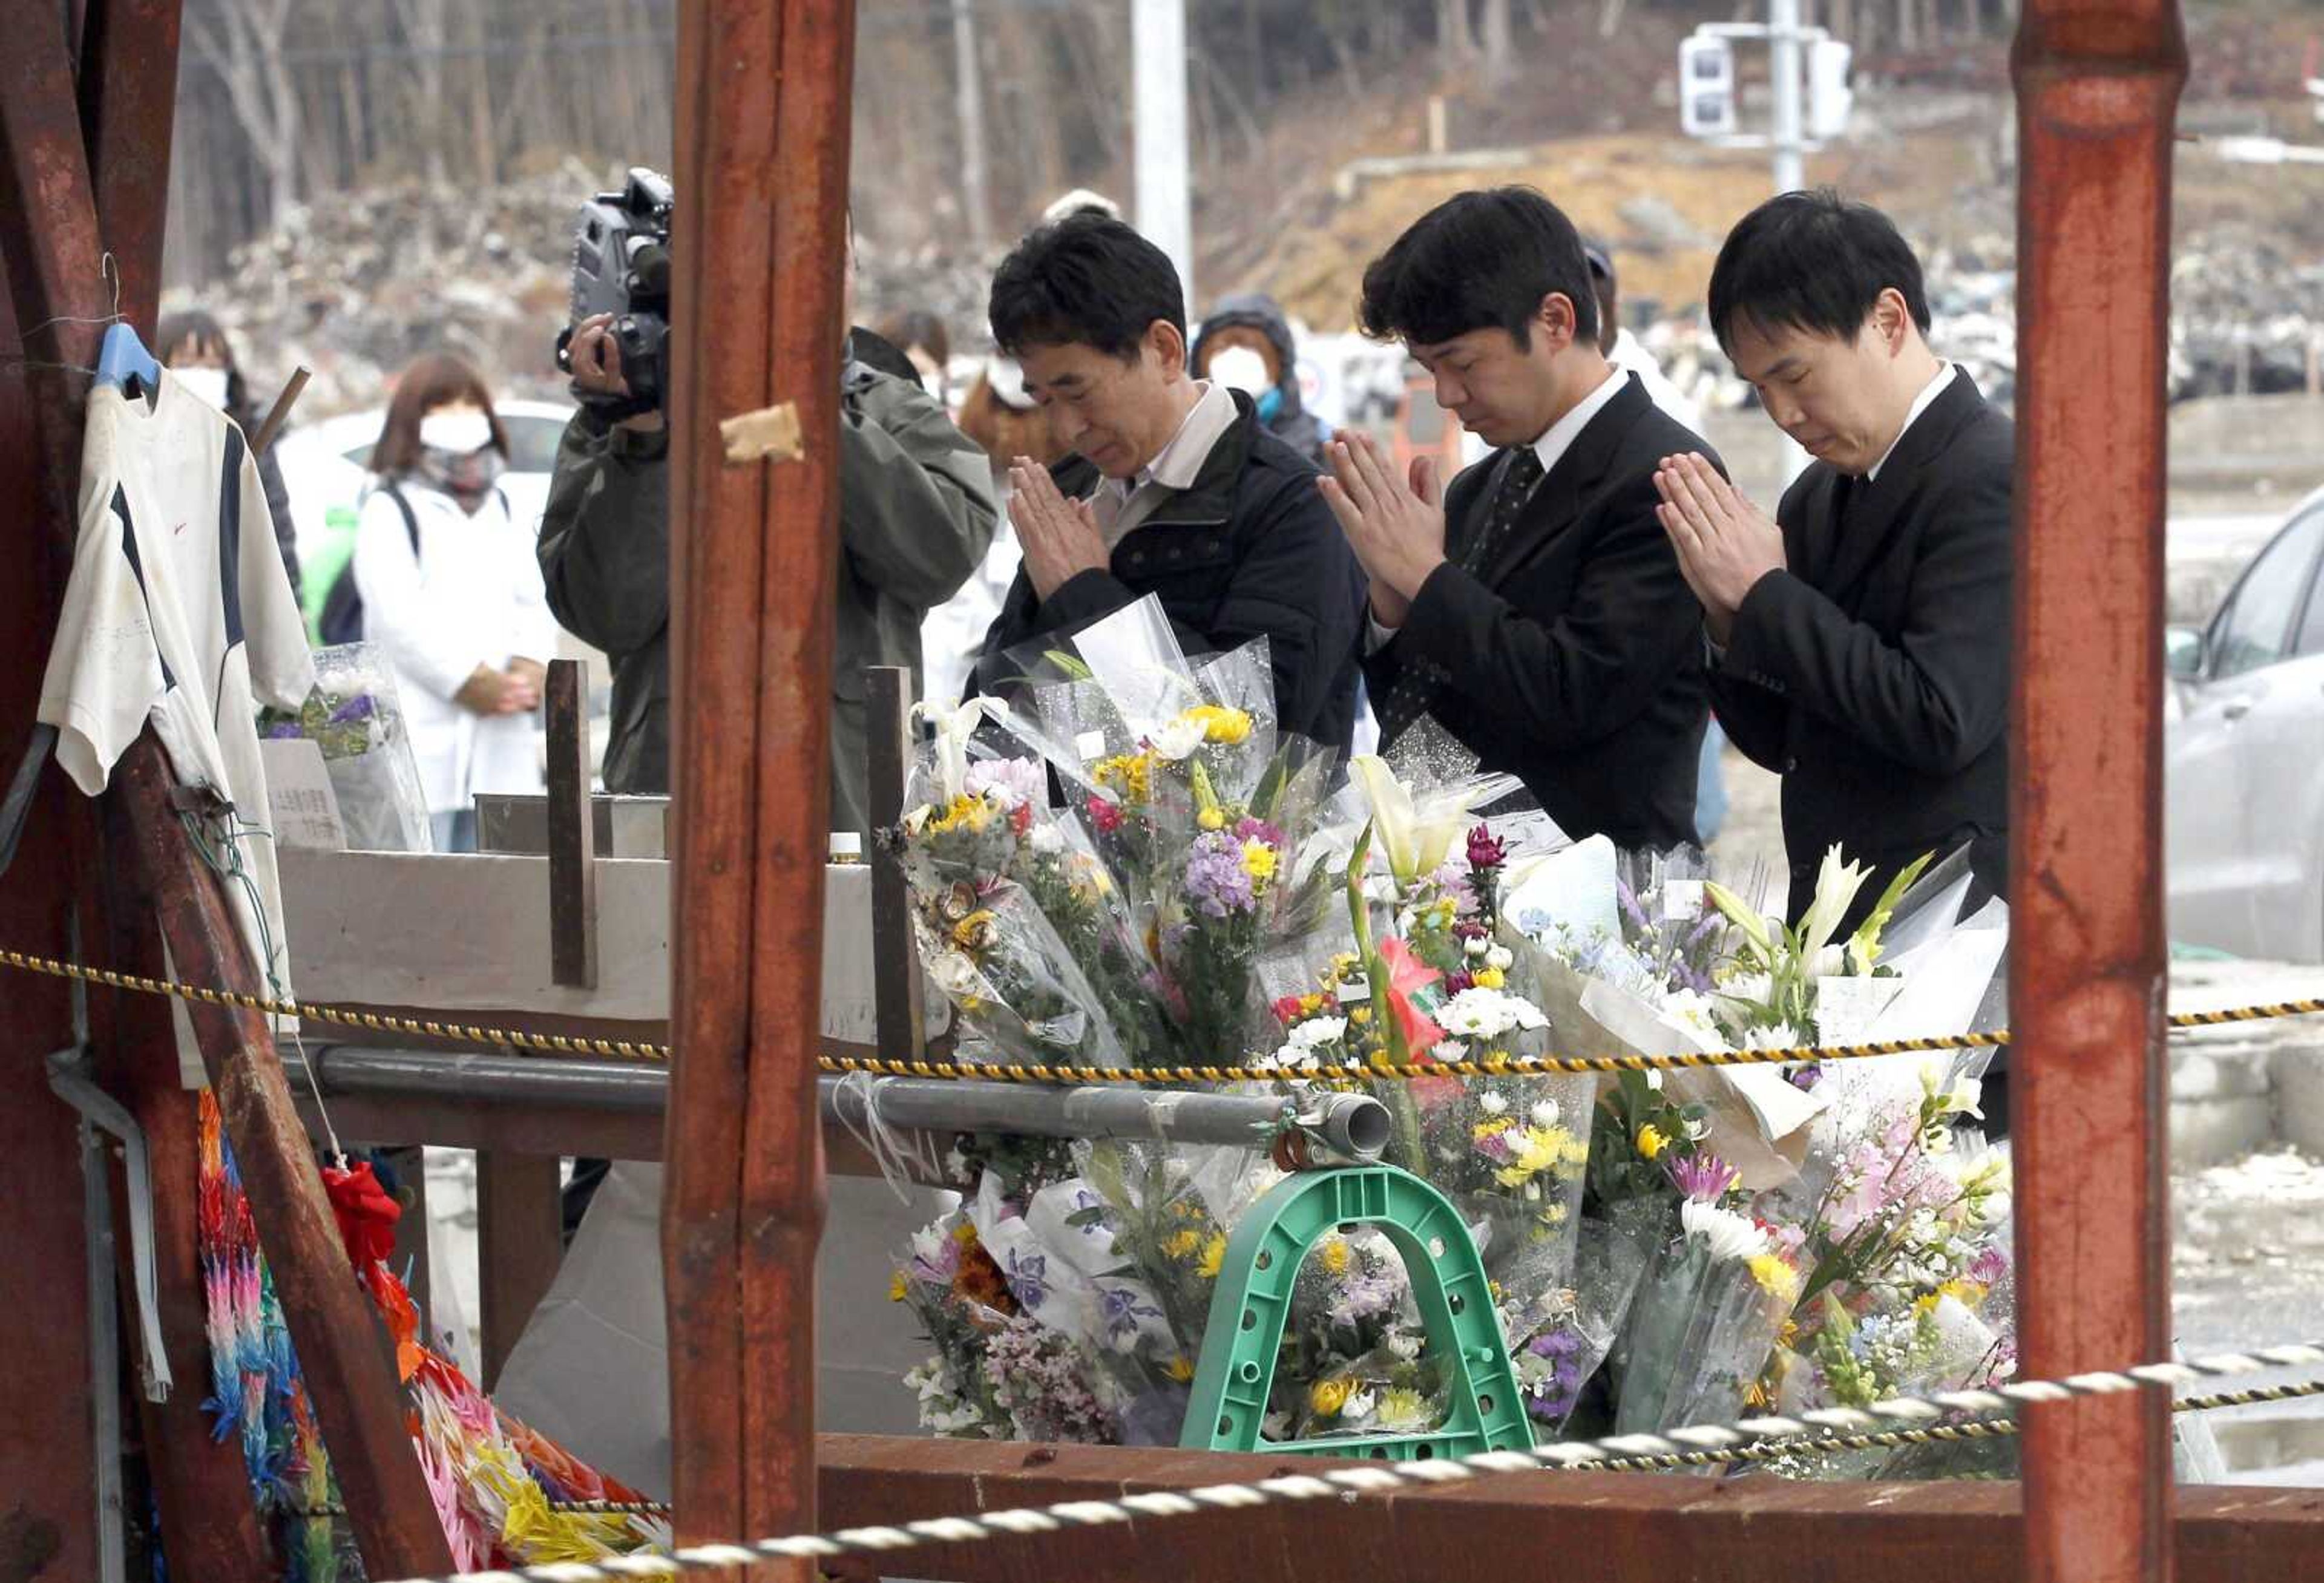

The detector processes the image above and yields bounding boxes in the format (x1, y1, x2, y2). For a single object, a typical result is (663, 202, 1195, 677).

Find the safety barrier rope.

(358, 1343, 2324, 1583)
(528, 1374, 2324, 1512)
(8, 944, 2324, 1086)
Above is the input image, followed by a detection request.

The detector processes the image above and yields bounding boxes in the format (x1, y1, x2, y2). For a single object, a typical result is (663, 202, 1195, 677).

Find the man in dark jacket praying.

(968, 213, 1368, 756)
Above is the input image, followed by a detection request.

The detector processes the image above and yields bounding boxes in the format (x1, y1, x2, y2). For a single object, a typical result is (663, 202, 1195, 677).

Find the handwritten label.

(258, 738, 347, 851)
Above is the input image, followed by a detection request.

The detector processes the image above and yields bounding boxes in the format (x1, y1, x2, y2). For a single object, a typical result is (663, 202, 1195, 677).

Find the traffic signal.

(1808, 38, 1854, 141)
(1680, 34, 1737, 139)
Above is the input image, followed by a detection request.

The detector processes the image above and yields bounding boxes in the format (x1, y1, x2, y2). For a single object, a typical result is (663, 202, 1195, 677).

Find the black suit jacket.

(1710, 368, 2012, 926)
(1363, 375, 1715, 849)
(969, 390, 1368, 756)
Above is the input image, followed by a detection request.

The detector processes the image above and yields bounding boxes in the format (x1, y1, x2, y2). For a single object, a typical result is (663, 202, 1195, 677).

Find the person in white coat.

(353, 353, 557, 851)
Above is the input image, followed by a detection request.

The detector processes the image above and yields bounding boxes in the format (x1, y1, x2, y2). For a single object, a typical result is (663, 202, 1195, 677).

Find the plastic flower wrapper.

(1612, 1185, 1802, 1436)
(1076, 1138, 1272, 1375)
(881, 709, 1129, 1070)
(257, 641, 433, 851)
(1702, 845, 1933, 1049)
(1264, 1230, 1458, 1444)
(890, 1201, 1026, 1439)
(1502, 1215, 1653, 1435)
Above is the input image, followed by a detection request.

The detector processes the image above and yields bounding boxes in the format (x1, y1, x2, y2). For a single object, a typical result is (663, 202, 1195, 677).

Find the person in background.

(157, 310, 302, 604)
(876, 309, 953, 404)
(1192, 293, 1331, 467)
(1581, 244, 1725, 844)
(920, 355, 1069, 709)
(353, 353, 557, 852)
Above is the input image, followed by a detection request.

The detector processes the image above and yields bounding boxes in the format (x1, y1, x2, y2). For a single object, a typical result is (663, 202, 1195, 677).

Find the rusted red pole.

(2011, 7, 2187, 1583)
(664, 0, 855, 1572)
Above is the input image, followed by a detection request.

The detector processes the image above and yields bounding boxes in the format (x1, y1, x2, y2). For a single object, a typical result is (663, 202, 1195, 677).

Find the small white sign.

(1075, 729, 1109, 762)
(258, 738, 347, 851)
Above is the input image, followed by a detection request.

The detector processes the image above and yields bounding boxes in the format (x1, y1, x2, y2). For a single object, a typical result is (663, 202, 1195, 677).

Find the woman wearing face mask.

(157, 310, 303, 602)
(352, 353, 556, 851)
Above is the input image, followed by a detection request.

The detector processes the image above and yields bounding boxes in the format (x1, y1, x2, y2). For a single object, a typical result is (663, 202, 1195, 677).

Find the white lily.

(1346, 755, 1503, 884)
(911, 695, 1013, 802)
(1797, 844, 1873, 965)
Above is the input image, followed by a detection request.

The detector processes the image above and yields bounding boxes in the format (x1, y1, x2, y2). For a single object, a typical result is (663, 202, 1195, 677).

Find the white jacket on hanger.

(352, 476, 557, 816)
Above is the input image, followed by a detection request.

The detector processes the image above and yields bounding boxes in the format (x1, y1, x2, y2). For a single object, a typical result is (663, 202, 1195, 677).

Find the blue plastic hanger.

(91, 255, 158, 399)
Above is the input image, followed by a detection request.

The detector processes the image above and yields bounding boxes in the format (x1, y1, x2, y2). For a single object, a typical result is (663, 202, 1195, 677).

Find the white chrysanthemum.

(1743, 1022, 1805, 1053)
(1479, 1092, 1509, 1116)
(1439, 987, 1549, 1040)
(1288, 1015, 1348, 1050)
(1661, 988, 1720, 1032)
(1721, 972, 1774, 1008)
(1431, 1038, 1468, 1063)
(1147, 715, 1205, 761)
(930, 951, 982, 995)
(1529, 1099, 1561, 1131)
(1464, 935, 1491, 959)
(1680, 1198, 1770, 1263)
(1485, 945, 1514, 971)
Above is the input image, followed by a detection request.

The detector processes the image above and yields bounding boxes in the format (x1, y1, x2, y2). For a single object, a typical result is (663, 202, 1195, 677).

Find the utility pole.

(951, 0, 991, 252)
(1132, 0, 1194, 311)
(1769, 0, 1806, 195)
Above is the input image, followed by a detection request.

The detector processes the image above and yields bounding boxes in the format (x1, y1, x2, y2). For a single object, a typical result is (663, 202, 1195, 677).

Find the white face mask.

(418, 409, 494, 454)
(174, 365, 231, 410)
(1207, 344, 1272, 398)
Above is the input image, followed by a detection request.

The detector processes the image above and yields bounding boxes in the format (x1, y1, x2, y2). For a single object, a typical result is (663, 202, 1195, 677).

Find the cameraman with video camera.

(536, 174, 996, 837)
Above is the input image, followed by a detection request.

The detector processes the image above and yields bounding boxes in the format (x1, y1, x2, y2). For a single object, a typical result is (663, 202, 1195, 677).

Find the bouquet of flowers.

(258, 642, 432, 851)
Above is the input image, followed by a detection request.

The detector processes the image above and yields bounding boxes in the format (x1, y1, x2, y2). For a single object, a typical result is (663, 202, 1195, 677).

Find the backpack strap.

(376, 480, 422, 558)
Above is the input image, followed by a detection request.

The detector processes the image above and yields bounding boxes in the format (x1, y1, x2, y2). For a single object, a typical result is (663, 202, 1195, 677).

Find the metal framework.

(0, 1, 2234, 1580)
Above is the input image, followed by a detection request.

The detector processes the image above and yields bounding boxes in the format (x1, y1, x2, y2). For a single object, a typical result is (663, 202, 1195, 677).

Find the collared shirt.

(1867, 362, 1958, 483)
(1367, 364, 1630, 649)
(1093, 380, 1238, 548)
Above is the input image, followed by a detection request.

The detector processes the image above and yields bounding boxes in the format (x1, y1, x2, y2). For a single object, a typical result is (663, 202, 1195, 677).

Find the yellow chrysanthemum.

(1185, 704, 1253, 745)
(1471, 967, 1505, 990)
(1635, 1124, 1668, 1160)
(1317, 1237, 1350, 1276)
(1094, 752, 1153, 805)
(1472, 1117, 1513, 1143)
(1198, 807, 1227, 831)
(1164, 1228, 1203, 1259)
(888, 1271, 910, 1302)
(1196, 1232, 1227, 1279)
(1165, 1355, 1197, 1383)
(1309, 1377, 1352, 1418)
(1747, 1253, 1800, 1302)
(1240, 840, 1277, 882)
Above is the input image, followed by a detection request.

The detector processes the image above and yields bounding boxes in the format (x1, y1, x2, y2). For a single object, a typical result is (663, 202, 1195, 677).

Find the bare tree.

(182, 0, 301, 232)
(1482, 0, 1516, 85)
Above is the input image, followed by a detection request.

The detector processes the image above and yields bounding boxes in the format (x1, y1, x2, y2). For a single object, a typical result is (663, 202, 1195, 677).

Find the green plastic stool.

(1180, 1163, 1534, 1461)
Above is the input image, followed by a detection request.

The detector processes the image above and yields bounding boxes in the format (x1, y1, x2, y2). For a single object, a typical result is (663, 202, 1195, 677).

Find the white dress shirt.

(1093, 380, 1238, 548)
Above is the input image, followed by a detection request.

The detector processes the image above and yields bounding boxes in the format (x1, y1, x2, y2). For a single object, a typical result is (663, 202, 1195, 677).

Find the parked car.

(274, 398, 572, 640)
(2167, 483, 2324, 960)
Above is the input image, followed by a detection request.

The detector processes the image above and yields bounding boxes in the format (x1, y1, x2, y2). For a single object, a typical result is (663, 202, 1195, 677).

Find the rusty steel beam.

(2011, 7, 2188, 1583)
(814, 1437, 2324, 1583)
(75, 0, 182, 328)
(664, 1, 857, 1575)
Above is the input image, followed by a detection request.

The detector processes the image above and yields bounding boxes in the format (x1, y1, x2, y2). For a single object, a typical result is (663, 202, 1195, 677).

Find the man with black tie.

(1655, 189, 2013, 932)
(1321, 187, 1719, 850)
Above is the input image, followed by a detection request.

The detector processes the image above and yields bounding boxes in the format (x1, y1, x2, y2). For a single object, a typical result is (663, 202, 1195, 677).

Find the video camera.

(555, 167, 674, 416)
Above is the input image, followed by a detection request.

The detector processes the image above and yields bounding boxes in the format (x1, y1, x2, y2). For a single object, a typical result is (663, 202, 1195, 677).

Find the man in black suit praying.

(1320, 187, 1719, 851)
(1655, 189, 2012, 936)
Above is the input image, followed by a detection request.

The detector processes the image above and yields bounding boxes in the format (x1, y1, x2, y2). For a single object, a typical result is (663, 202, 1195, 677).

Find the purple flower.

(1666, 1153, 1739, 1202)
(1098, 1284, 1161, 1340)
(265, 722, 304, 739)
(1466, 824, 1506, 870)
(1969, 1246, 2011, 1288)
(1005, 1248, 1049, 1310)
(1527, 1329, 1581, 1360)
(1184, 831, 1256, 918)
(1617, 879, 1649, 934)
(1788, 1062, 1826, 1092)
(326, 694, 376, 725)
(1233, 815, 1284, 847)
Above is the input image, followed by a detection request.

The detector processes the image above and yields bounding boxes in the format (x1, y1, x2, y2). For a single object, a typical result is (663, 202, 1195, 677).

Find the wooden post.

(477, 1151, 565, 1389)
(664, 1, 856, 1574)
(867, 665, 927, 1061)
(547, 657, 600, 990)
(2012, 6, 2187, 1583)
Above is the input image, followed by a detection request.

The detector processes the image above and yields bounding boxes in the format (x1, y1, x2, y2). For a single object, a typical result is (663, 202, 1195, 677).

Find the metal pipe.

(305, 1047, 1391, 1163)
(2011, 6, 2187, 1583)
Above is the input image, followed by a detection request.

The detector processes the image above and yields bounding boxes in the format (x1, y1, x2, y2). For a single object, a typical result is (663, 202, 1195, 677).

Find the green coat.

(537, 361, 997, 837)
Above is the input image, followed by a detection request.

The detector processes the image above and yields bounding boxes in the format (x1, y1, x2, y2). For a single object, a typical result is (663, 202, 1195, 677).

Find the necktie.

(1374, 448, 1545, 750)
